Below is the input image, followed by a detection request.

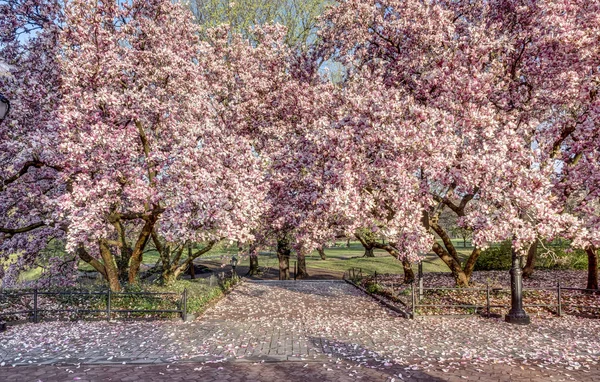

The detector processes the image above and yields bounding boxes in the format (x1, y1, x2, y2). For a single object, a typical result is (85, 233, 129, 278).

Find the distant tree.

(188, 0, 333, 48)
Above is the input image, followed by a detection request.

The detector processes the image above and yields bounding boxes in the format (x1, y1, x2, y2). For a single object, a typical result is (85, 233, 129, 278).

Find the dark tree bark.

(247, 244, 260, 276)
(355, 233, 375, 257)
(317, 245, 326, 260)
(117, 246, 132, 282)
(363, 245, 375, 257)
(153, 233, 216, 285)
(297, 251, 309, 279)
(522, 240, 538, 279)
(586, 247, 598, 291)
(402, 259, 415, 284)
(188, 246, 196, 279)
(128, 213, 159, 284)
(277, 237, 290, 280)
(346, 238, 350, 248)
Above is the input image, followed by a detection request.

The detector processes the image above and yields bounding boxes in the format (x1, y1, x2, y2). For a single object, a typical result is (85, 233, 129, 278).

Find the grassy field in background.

(203, 240, 473, 276)
(19, 239, 476, 282)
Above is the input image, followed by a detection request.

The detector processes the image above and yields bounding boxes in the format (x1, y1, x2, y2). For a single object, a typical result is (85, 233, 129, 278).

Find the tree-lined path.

(2, 281, 600, 381)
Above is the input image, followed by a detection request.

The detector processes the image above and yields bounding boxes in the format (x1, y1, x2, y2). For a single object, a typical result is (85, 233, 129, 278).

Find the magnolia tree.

(197, 25, 354, 279)
(535, 0, 600, 289)
(0, 0, 67, 287)
(318, 0, 596, 286)
(1, 0, 265, 290)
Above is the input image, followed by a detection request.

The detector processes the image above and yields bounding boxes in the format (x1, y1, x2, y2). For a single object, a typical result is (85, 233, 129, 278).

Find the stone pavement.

(1, 280, 600, 381)
(1, 359, 598, 382)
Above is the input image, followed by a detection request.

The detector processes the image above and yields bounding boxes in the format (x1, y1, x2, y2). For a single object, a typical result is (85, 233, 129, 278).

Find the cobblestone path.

(1, 280, 599, 381)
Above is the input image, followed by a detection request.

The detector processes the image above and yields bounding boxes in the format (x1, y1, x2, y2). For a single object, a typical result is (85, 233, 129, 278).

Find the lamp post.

(0, 93, 8, 332)
(505, 246, 530, 325)
(230, 255, 238, 280)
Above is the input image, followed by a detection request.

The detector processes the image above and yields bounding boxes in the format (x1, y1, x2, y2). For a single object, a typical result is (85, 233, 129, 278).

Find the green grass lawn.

(207, 241, 464, 276)
(18, 239, 475, 283)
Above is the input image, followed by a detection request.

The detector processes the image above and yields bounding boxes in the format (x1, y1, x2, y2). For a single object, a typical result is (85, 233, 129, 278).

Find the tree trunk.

(317, 246, 326, 260)
(188, 246, 196, 279)
(432, 242, 470, 287)
(112, 221, 132, 282)
(522, 241, 538, 279)
(463, 247, 481, 281)
(346, 238, 350, 248)
(117, 246, 132, 282)
(463, 237, 467, 248)
(277, 238, 290, 280)
(430, 223, 472, 287)
(99, 241, 122, 291)
(586, 247, 598, 291)
(247, 244, 260, 276)
(402, 259, 415, 284)
(128, 214, 159, 284)
(297, 251, 309, 279)
(362, 242, 375, 257)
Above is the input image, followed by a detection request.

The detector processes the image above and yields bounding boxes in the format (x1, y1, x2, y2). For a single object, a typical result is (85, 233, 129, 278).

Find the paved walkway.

(1, 280, 600, 381)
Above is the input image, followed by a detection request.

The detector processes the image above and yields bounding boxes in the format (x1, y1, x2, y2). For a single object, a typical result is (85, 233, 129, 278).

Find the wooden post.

(419, 275, 424, 302)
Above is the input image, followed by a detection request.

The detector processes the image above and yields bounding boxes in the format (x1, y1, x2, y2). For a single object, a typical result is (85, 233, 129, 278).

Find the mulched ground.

(360, 270, 600, 317)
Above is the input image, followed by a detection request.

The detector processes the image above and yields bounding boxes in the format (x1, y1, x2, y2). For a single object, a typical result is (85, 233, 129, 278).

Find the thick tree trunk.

(463, 247, 481, 281)
(277, 238, 290, 280)
(522, 241, 538, 279)
(432, 242, 470, 287)
(586, 247, 598, 291)
(363, 244, 375, 257)
(128, 213, 159, 284)
(247, 244, 260, 276)
(430, 223, 474, 287)
(112, 221, 131, 282)
(248, 254, 259, 275)
(402, 259, 415, 284)
(317, 246, 326, 260)
(297, 251, 309, 279)
(117, 246, 132, 282)
(99, 241, 122, 291)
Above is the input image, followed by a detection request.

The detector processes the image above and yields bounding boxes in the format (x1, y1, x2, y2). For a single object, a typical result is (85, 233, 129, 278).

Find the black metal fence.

(344, 266, 600, 319)
(410, 282, 600, 317)
(0, 288, 188, 325)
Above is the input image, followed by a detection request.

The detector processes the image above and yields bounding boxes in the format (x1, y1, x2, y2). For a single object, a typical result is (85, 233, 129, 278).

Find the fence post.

(182, 288, 188, 320)
(411, 282, 417, 319)
(33, 288, 38, 323)
(486, 284, 490, 316)
(419, 275, 424, 302)
(106, 289, 111, 321)
(557, 281, 562, 317)
(294, 261, 297, 281)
